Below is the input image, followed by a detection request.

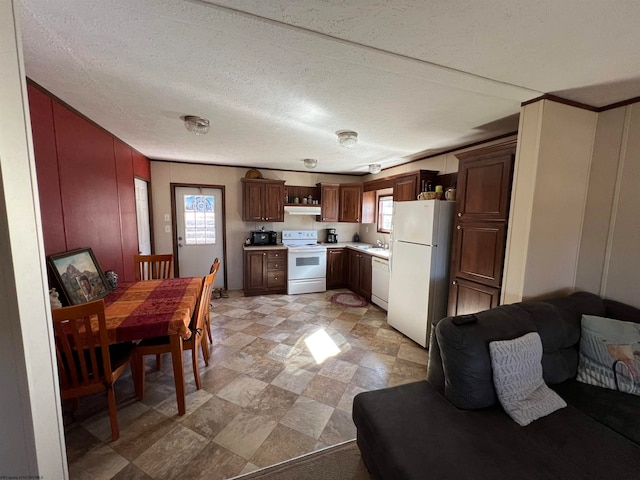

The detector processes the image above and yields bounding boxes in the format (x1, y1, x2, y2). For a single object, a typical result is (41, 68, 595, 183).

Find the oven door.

(287, 248, 327, 280)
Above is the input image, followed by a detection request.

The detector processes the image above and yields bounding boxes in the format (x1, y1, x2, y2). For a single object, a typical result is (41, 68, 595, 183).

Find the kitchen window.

(377, 195, 393, 233)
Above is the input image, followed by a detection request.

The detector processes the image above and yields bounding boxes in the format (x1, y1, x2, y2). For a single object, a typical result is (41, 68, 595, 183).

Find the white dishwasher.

(371, 256, 390, 311)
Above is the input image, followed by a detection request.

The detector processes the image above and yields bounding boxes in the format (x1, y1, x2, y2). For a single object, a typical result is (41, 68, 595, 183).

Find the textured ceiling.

(17, 0, 640, 174)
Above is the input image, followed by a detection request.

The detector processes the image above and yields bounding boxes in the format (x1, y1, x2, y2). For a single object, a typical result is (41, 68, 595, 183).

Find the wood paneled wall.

(27, 82, 150, 282)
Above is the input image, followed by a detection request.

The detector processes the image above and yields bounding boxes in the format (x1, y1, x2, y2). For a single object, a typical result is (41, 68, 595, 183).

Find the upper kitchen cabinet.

(317, 183, 340, 222)
(454, 146, 515, 222)
(339, 183, 363, 223)
(393, 170, 438, 202)
(241, 178, 285, 222)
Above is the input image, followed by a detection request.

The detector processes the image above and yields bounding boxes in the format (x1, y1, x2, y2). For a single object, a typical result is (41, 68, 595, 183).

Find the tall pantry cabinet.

(447, 140, 516, 316)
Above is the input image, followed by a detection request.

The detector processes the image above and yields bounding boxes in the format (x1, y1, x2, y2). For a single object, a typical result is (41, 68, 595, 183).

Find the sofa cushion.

(551, 379, 640, 445)
(436, 304, 536, 409)
(517, 301, 582, 384)
(489, 333, 566, 426)
(353, 381, 640, 480)
(577, 315, 640, 396)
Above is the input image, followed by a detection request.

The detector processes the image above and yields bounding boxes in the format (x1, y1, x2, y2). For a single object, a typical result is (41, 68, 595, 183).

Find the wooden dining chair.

(133, 272, 215, 398)
(134, 254, 173, 281)
(52, 299, 135, 441)
(205, 258, 221, 345)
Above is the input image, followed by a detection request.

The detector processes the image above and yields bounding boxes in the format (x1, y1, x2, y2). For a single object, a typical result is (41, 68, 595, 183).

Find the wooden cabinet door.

(319, 184, 340, 222)
(393, 174, 418, 202)
(327, 248, 345, 289)
(361, 190, 376, 224)
(451, 222, 506, 288)
(347, 249, 360, 292)
(244, 250, 267, 294)
(455, 152, 514, 222)
(339, 184, 363, 223)
(447, 278, 500, 316)
(359, 253, 372, 300)
(242, 181, 264, 222)
(264, 182, 285, 222)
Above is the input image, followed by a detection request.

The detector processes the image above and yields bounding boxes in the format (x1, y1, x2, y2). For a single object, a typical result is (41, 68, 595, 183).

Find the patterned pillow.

(489, 332, 567, 426)
(577, 315, 640, 396)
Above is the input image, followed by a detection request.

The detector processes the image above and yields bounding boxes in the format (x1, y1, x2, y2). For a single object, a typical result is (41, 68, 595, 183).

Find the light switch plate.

(164, 214, 170, 222)
(164, 225, 171, 233)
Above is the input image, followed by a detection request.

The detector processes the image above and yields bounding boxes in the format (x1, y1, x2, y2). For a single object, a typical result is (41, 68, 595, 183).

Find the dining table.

(102, 276, 203, 415)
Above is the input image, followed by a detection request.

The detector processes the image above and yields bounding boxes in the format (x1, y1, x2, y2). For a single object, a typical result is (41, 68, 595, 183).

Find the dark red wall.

(28, 82, 150, 282)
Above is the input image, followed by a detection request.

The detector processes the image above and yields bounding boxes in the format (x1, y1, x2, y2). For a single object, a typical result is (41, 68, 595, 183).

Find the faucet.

(376, 239, 383, 248)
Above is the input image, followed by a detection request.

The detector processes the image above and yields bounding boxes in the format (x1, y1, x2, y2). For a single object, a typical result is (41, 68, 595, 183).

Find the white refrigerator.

(387, 200, 455, 347)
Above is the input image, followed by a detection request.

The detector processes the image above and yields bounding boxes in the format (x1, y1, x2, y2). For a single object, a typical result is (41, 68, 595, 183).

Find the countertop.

(242, 244, 287, 250)
(242, 242, 390, 259)
(321, 242, 390, 259)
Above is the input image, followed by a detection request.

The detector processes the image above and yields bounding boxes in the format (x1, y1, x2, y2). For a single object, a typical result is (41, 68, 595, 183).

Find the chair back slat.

(52, 300, 112, 391)
(209, 258, 220, 276)
(192, 273, 215, 334)
(134, 254, 173, 281)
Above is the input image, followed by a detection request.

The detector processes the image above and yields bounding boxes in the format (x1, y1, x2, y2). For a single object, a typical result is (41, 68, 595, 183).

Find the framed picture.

(47, 248, 111, 305)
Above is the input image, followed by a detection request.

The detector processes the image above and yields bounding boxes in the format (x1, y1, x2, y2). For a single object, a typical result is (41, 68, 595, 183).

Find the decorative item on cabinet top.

(244, 168, 263, 179)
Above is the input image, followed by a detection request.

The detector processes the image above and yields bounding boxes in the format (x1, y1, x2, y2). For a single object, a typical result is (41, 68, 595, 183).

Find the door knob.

(178, 243, 183, 247)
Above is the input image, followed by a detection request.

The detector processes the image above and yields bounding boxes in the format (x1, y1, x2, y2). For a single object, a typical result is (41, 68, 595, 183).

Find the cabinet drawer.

(267, 271, 286, 288)
(267, 250, 286, 260)
(267, 259, 285, 271)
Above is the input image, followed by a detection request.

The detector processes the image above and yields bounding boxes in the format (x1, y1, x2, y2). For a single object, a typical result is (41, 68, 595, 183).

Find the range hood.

(284, 205, 322, 215)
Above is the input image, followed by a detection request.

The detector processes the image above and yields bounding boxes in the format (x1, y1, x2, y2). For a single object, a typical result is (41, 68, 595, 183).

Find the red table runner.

(103, 277, 202, 343)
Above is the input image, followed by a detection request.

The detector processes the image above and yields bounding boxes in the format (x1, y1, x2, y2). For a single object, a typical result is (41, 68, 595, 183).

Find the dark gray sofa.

(352, 292, 640, 479)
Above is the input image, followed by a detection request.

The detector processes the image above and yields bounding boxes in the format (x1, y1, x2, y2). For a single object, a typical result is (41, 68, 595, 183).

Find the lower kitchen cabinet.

(346, 248, 372, 300)
(243, 248, 287, 296)
(327, 248, 346, 289)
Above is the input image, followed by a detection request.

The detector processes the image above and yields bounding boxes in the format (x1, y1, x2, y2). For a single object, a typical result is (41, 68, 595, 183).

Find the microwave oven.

(250, 231, 277, 246)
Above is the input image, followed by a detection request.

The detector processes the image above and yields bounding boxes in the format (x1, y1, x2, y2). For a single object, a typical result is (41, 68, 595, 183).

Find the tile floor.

(64, 289, 429, 479)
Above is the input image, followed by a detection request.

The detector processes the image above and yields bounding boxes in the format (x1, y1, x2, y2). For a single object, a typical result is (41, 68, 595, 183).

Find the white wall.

(576, 104, 640, 306)
(503, 100, 597, 303)
(150, 162, 362, 290)
(0, 2, 67, 476)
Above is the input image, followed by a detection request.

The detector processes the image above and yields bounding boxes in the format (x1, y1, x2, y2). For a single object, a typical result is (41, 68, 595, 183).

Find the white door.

(175, 186, 225, 288)
(392, 200, 438, 246)
(134, 178, 151, 255)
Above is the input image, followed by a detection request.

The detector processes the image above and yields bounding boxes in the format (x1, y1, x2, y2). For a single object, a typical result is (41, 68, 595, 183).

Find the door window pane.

(183, 194, 216, 245)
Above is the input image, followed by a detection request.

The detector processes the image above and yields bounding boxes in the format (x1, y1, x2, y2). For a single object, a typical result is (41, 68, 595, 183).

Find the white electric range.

(282, 230, 327, 295)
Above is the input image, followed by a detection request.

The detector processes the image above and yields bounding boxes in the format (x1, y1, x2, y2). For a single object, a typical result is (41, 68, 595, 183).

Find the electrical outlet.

(365, 226, 369, 233)
(164, 225, 171, 233)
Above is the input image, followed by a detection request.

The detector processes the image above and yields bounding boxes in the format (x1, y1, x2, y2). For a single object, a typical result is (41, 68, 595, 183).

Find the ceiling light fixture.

(369, 164, 382, 174)
(336, 130, 358, 148)
(183, 115, 210, 135)
(303, 158, 318, 169)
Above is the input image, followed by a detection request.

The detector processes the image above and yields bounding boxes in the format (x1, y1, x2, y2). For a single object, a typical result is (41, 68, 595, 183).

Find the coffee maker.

(326, 228, 338, 243)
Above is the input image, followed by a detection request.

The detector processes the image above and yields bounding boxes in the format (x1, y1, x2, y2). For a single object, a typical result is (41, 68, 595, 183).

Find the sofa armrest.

(426, 315, 446, 394)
